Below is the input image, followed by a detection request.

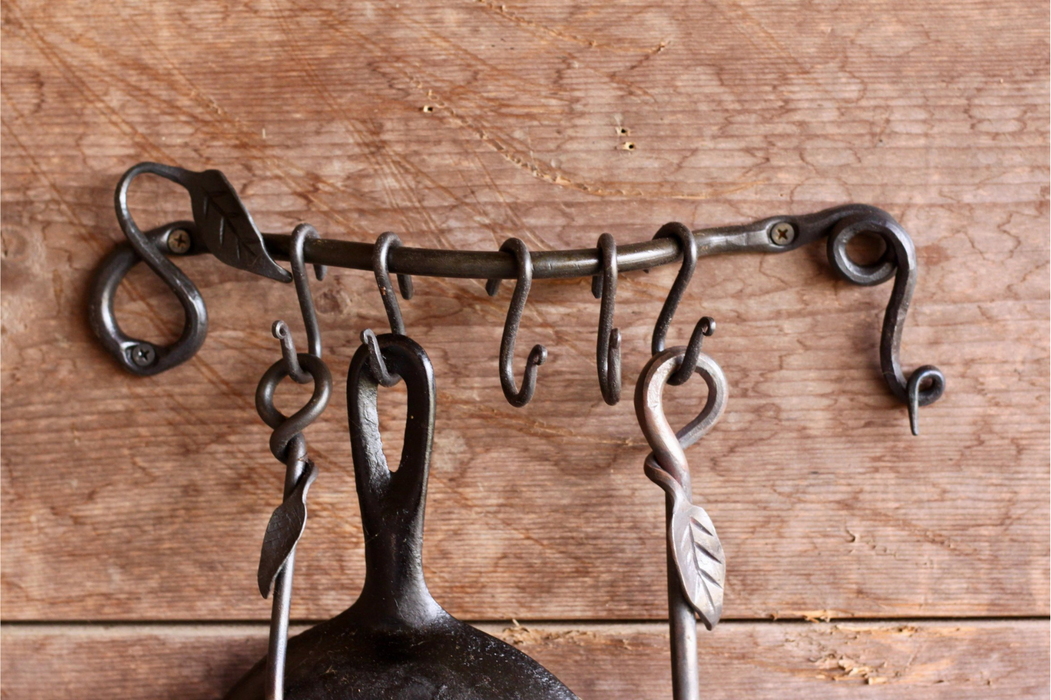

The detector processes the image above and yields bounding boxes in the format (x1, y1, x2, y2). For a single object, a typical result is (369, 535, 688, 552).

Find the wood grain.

(3, 620, 1047, 699)
(1, 4, 1048, 698)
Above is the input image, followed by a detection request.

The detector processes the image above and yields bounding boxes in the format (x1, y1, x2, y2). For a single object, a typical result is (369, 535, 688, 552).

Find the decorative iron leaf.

(646, 462, 726, 629)
(257, 460, 319, 598)
(179, 168, 291, 282)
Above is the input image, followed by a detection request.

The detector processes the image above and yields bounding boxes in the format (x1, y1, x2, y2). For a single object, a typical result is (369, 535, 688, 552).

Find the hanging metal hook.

(827, 214, 946, 435)
(372, 231, 415, 335)
(365, 232, 415, 386)
(290, 223, 326, 353)
(486, 238, 548, 407)
(271, 224, 326, 384)
(651, 222, 717, 386)
(591, 233, 622, 405)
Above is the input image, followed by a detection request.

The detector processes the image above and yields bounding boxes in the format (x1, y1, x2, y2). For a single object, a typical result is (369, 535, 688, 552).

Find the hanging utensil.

(635, 338, 729, 700)
(254, 223, 332, 700)
(227, 333, 578, 700)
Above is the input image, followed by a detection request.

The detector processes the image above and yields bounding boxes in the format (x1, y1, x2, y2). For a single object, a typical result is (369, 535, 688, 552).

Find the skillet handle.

(88, 221, 208, 376)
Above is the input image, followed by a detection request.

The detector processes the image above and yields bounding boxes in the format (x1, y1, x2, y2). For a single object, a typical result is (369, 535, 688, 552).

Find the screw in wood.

(167, 229, 192, 255)
(770, 222, 796, 246)
(132, 343, 156, 367)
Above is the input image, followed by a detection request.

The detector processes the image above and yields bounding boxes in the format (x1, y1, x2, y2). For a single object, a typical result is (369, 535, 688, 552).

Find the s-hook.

(826, 214, 945, 435)
(651, 222, 717, 387)
(362, 231, 416, 387)
(486, 238, 548, 407)
(592, 233, 622, 405)
(272, 224, 326, 383)
(254, 224, 332, 700)
(636, 342, 729, 700)
(88, 218, 209, 376)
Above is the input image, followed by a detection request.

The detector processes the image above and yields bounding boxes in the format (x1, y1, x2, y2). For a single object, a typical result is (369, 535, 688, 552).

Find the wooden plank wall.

(2, 0, 1047, 697)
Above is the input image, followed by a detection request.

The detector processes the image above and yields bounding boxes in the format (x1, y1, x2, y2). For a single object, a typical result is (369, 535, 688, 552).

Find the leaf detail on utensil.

(258, 460, 319, 598)
(645, 460, 726, 630)
(179, 168, 291, 282)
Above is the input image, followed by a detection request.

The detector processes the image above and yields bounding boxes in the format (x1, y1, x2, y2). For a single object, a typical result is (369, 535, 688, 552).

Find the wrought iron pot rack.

(90, 162, 943, 428)
(87, 162, 946, 700)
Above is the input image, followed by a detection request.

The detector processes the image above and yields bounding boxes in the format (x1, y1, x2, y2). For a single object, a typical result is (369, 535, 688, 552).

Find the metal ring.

(256, 353, 333, 461)
(635, 345, 729, 489)
(827, 220, 896, 287)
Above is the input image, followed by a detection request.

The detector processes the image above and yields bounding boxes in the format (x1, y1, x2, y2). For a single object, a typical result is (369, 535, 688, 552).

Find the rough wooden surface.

(1, 0, 1048, 696)
(3, 621, 1048, 699)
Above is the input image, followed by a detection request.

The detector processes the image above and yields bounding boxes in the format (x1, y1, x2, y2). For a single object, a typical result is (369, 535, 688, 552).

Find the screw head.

(770, 222, 796, 246)
(167, 229, 192, 255)
(131, 343, 156, 367)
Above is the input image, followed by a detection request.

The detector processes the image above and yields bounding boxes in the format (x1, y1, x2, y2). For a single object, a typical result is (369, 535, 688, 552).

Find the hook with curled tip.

(486, 238, 548, 407)
(373, 231, 415, 336)
(827, 214, 945, 435)
(289, 223, 325, 360)
(360, 328, 401, 388)
(591, 233, 622, 405)
(272, 320, 311, 384)
(650, 222, 717, 386)
(907, 365, 944, 436)
(269, 223, 327, 384)
(670, 316, 716, 387)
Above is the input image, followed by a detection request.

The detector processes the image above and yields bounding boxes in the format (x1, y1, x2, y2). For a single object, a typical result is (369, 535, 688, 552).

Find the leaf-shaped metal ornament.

(257, 460, 319, 598)
(178, 168, 292, 282)
(645, 460, 725, 630)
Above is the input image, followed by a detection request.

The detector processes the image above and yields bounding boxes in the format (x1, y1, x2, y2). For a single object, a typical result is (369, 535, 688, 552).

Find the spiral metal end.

(906, 365, 945, 436)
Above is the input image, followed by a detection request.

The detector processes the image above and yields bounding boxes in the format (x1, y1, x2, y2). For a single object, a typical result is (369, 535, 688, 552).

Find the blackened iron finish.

(226, 335, 578, 700)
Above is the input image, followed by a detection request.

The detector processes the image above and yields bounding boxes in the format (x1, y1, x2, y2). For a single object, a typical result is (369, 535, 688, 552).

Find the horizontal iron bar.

(258, 205, 876, 280)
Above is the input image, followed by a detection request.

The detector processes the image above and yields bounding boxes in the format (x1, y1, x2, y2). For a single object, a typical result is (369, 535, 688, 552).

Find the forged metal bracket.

(88, 220, 209, 376)
(88, 162, 945, 430)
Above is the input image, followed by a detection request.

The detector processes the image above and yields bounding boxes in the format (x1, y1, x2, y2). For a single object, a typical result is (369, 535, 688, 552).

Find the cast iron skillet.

(227, 334, 578, 699)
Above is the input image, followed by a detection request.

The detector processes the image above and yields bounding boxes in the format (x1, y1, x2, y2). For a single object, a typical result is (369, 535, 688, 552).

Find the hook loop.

(636, 346, 729, 489)
(486, 238, 548, 407)
(592, 233, 622, 405)
(635, 345, 729, 638)
(256, 225, 330, 700)
(256, 353, 333, 463)
(827, 214, 945, 434)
